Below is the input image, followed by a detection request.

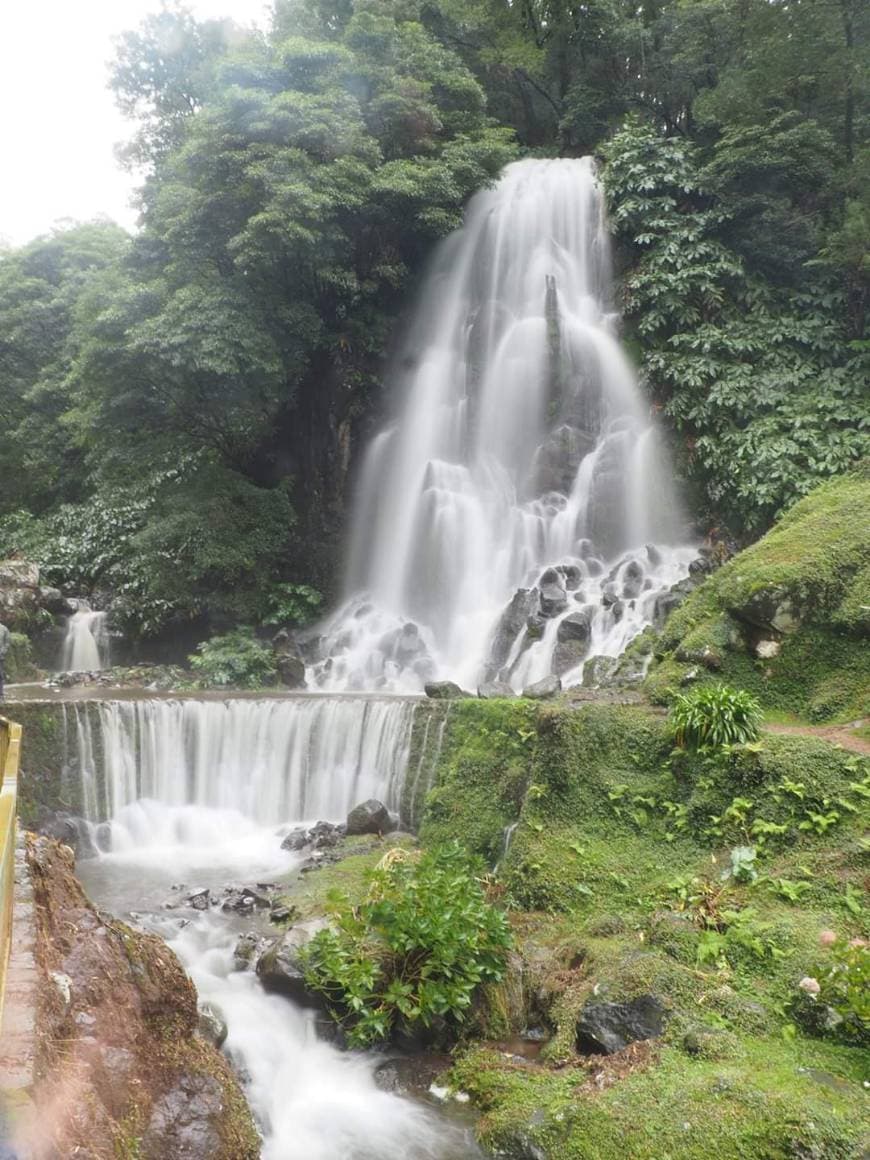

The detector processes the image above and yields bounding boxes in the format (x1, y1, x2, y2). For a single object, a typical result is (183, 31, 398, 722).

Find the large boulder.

(272, 629, 307, 689)
(478, 680, 516, 699)
(522, 675, 562, 700)
(424, 681, 469, 699)
(557, 608, 593, 643)
(575, 994, 666, 1055)
(488, 588, 539, 674)
(539, 569, 568, 617)
(255, 918, 330, 1004)
(346, 798, 391, 836)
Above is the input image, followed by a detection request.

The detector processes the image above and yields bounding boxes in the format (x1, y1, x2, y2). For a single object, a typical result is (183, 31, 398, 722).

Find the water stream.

(312, 157, 694, 692)
(60, 605, 110, 671)
(73, 697, 481, 1159)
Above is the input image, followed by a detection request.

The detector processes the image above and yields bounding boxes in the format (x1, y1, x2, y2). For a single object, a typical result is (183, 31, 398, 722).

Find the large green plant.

(669, 684, 763, 750)
(302, 842, 511, 1047)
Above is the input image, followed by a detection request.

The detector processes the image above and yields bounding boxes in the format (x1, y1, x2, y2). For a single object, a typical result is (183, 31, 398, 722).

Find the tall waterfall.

(314, 158, 693, 693)
(61, 606, 110, 671)
(68, 697, 418, 850)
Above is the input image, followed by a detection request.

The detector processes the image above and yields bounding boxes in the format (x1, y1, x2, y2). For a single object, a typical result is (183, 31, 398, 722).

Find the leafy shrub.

(189, 629, 277, 689)
(670, 684, 763, 749)
(263, 583, 322, 627)
(793, 934, 869, 1045)
(301, 842, 512, 1047)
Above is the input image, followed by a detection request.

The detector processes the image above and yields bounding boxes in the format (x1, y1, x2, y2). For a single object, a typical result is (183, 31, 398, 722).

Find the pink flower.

(818, 930, 837, 947)
(798, 976, 821, 998)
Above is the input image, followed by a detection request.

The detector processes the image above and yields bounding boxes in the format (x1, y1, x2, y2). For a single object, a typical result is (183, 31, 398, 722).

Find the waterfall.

(61, 606, 110, 671)
(68, 696, 418, 849)
(313, 157, 694, 692)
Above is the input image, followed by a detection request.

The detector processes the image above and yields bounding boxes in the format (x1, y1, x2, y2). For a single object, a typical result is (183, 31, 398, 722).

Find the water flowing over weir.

(313, 157, 694, 692)
(67, 696, 419, 840)
(71, 695, 481, 1159)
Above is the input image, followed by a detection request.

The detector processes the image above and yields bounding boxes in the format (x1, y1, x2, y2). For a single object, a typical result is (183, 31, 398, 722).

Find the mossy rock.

(647, 471, 870, 721)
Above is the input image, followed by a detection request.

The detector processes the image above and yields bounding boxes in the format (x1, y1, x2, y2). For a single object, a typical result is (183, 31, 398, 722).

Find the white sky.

(0, 1, 271, 247)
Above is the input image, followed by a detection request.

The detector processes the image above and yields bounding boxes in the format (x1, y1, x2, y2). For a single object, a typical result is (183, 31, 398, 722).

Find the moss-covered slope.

(415, 701, 869, 1159)
(645, 469, 870, 720)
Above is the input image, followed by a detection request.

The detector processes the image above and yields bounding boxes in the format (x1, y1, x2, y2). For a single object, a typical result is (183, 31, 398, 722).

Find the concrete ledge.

(0, 835, 38, 1151)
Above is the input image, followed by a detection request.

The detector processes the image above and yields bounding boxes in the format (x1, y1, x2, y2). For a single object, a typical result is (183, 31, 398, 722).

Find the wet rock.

(346, 798, 391, 836)
(575, 994, 666, 1055)
(186, 887, 212, 911)
(221, 886, 271, 915)
(143, 1072, 225, 1159)
(553, 639, 588, 677)
(652, 577, 695, 627)
(256, 919, 330, 1005)
(525, 614, 547, 641)
(308, 820, 345, 848)
(488, 588, 539, 673)
(621, 560, 645, 601)
(556, 564, 582, 591)
(557, 608, 593, 643)
(281, 827, 308, 852)
(270, 903, 297, 925)
(645, 544, 663, 567)
(478, 680, 516, 699)
(688, 553, 715, 579)
(374, 1054, 454, 1098)
(232, 932, 265, 972)
(582, 655, 618, 688)
(539, 569, 568, 617)
(424, 681, 468, 699)
(675, 643, 722, 671)
(394, 622, 428, 667)
(522, 675, 562, 700)
(36, 810, 88, 855)
(198, 1002, 228, 1049)
(272, 629, 307, 689)
(601, 584, 619, 608)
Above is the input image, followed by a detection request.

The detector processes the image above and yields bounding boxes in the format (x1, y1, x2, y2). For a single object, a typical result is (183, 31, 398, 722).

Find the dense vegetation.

(415, 699, 870, 1158)
(1, 0, 867, 637)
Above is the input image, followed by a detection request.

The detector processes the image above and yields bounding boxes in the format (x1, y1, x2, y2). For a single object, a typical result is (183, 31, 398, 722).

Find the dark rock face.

(539, 570, 568, 617)
(575, 994, 666, 1055)
(272, 629, 307, 689)
(556, 608, 593, 643)
(425, 680, 468, 699)
(256, 919, 330, 1004)
(553, 639, 588, 677)
(652, 577, 695, 628)
(581, 655, 619, 688)
(728, 586, 800, 635)
(522, 675, 562, 699)
(478, 680, 516, 699)
(621, 560, 645, 601)
(488, 588, 539, 674)
(346, 799, 391, 836)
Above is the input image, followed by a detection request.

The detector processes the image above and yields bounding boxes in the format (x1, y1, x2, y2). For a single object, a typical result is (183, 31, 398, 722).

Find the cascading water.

(61, 604, 110, 671)
(69, 696, 417, 845)
(71, 695, 480, 1158)
(313, 158, 694, 692)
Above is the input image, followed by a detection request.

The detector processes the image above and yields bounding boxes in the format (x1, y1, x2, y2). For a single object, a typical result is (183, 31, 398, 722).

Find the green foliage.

(189, 629, 278, 689)
(263, 583, 322, 627)
(301, 842, 511, 1047)
(604, 120, 870, 532)
(799, 936, 870, 1046)
(669, 685, 763, 750)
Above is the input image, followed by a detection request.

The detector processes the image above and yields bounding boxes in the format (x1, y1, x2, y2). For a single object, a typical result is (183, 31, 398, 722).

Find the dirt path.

(763, 721, 870, 756)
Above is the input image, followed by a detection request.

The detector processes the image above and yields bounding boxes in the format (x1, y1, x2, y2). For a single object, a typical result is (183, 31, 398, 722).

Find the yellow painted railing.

(0, 716, 21, 1029)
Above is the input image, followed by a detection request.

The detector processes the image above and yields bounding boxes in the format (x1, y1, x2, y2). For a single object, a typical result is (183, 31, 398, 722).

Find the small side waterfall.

(61, 606, 110, 671)
(312, 158, 694, 692)
(67, 696, 419, 850)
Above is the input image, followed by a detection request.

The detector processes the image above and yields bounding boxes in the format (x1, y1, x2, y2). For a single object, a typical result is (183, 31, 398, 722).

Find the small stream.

(77, 800, 483, 1160)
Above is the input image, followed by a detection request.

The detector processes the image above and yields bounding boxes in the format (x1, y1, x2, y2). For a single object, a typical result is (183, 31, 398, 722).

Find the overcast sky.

(0, 0, 271, 247)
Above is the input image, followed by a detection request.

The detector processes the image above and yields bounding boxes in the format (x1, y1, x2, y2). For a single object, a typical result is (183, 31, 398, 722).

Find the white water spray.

(61, 605, 110, 671)
(314, 158, 694, 692)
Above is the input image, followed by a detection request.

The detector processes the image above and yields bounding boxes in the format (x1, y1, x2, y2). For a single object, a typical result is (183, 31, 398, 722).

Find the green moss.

(5, 701, 72, 826)
(419, 699, 537, 862)
(647, 472, 870, 721)
(451, 1037, 869, 1160)
(6, 631, 40, 682)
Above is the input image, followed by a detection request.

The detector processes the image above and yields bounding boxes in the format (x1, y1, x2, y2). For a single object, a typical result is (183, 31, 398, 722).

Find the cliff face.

(16, 836, 259, 1160)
